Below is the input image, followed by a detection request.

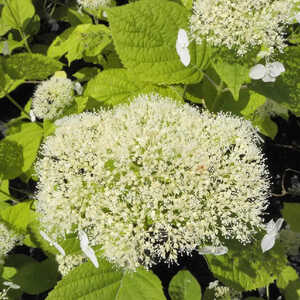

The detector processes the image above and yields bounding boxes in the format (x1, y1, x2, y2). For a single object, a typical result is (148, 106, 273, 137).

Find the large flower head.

(35, 94, 269, 270)
(190, 0, 296, 56)
(31, 76, 74, 121)
(77, 0, 113, 10)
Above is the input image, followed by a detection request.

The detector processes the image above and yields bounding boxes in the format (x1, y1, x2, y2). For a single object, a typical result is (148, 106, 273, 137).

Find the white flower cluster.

(35, 94, 269, 270)
(56, 253, 87, 276)
(208, 280, 241, 300)
(31, 76, 74, 121)
(190, 0, 296, 56)
(0, 223, 22, 258)
(77, 0, 113, 10)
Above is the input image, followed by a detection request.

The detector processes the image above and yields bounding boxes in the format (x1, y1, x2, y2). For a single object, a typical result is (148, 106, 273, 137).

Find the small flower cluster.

(77, 0, 113, 10)
(208, 280, 241, 300)
(31, 76, 74, 121)
(35, 94, 269, 270)
(0, 223, 22, 258)
(56, 253, 87, 276)
(190, 0, 296, 56)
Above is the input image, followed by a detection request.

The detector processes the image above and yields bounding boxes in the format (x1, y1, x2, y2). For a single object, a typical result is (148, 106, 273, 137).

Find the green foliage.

(277, 265, 299, 290)
(5, 254, 59, 295)
(0, 180, 10, 208)
(107, 0, 206, 85)
(47, 260, 166, 300)
(1, 0, 35, 33)
(213, 60, 250, 100)
(0, 57, 24, 98)
(3, 122, 43, 176)
(85, 68, 183, 106)
(205, 239, 288, 291)
(0, 201, 35, 234)
(4, 53, 63, 80)
(47, 24, 111, 65)
(168, 270, 201, 300)
(282, 203, 300, 232)
(284, 280, 300, 300)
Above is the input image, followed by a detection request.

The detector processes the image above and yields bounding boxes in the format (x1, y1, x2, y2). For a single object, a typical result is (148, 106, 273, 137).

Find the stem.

(19, 30, 32, 53)
(6, 94, 31, 119)
(203, 72, 219, 90)
(0, 189, 19, 202)
(211, 81, 224, 112)
(266, 285, 270, 300)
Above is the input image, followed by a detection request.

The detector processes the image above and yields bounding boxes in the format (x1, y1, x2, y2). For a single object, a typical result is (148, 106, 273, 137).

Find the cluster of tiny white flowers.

(190, 0, 296, 56)
(35, 94, 269, 270)
(0, 223, 22, 258)
(208, 280, 241, 300)
(77, 0, 113, 10)
(31, 76, 74, 121)
(56, 253, 87, 276)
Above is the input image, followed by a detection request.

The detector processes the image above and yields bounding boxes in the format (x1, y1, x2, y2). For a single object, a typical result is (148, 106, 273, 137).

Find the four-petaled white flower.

(198, 245, 228, 256)
(40, 230, 65, 256)
(3, 281, 20, 289)
(249, 62, 285, 83)
(78, 230, 99, 268)
(261, 218, 284, 253)
(176, 29, 191, 67)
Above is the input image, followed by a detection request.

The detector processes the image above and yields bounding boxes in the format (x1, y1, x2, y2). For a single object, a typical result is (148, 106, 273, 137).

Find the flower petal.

(178, 48, 191, 67)
(29, 110, 36, 122)
(176, 29, 191, 67)
(79, 230, 99, 268)
(249, 64, 267, 80)
(274, 218, 284, 233)
(267, 62, 285, 77)
(40, 230, 65, 256)
(176, 29, 189, 48)
(261, 233, 276, 252)
(262, 73, 276, 83)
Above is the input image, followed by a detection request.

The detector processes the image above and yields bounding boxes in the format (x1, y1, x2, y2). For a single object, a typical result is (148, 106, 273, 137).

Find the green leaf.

(285, 280, 300, 300)
(168, 270, 201, 300)
(0, 57, 24, 98)
(4, 53, 63, 80)
(180, 0, 193, 9)
(0, 180, 10, 208)
(5, 122, 43, 174)
(277, 265, 299, 290)
(282, 203, 300, 232)
(53, 7, 92, 26)
(47, 260, 166, 300)
(107, 0, 205, 85)
(0, 201, 35, 234)
(0, 139, 24, 180)
(73, 67, 100, 82)
(47, 24, 111, 65)
(213, 60, 250, 100)
(1, 0, 35, 31)
(205, 239, 287, 291)
(6, 254, 58, 295)
(85, 68, 150, 106)
(85, 69, 183, 107)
